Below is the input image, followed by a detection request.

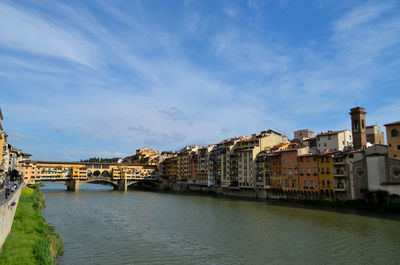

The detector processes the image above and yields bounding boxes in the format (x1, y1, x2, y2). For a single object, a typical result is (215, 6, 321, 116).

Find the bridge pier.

(67, 179, 80, 191)
(117, 179, 127, 191)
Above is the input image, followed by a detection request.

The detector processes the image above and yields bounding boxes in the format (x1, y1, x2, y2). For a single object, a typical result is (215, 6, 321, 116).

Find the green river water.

(41, 183, 400, 265)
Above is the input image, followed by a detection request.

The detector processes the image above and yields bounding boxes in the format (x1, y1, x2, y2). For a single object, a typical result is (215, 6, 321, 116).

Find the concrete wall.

(0, 185, 22, 250)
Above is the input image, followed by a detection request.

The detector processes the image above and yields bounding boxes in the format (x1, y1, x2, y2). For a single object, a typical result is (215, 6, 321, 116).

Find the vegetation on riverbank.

(0, 187, 63, 265)
(292, 198, 400, 215)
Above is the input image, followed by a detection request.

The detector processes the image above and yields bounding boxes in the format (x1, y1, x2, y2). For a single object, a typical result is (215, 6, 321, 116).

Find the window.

(285, 179, 289, 187)
(398, 145, 400, 150)
(292, 179, 296, 188)
(327, 180, 330, 186)
(314, 167, 318, 174)
(307, 167, 311, 175)
(299, 157, 303, 162)
(322, 180, 325, 186)
(391, 129, 398, 137)
(306, 157, 310, 162)
(304, 180, 308, 188)
(362, 119, 365, 129)
(300, 167, 304, 175)
(310, 180, 315, 188)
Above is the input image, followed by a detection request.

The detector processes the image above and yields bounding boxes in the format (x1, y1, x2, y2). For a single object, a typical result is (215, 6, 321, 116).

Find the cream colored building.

(366, 125, 385, 145)
(316, 130, 353, 153)
(221, 130, 289, 189)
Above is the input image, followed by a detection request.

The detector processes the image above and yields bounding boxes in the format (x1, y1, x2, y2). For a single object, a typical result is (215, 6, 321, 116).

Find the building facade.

(316, 130, 352, 153)
(366, 125, 385, 145)
(294, 129, 314, 140)
(384, 121, 400, 160)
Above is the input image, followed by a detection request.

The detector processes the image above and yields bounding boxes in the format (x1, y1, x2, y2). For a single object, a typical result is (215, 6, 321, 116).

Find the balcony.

(333, 160, 345, 165)
(333, 170, 346, 177)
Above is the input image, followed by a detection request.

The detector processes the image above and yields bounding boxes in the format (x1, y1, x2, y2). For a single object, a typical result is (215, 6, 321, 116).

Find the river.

(41, 182, 400, 265)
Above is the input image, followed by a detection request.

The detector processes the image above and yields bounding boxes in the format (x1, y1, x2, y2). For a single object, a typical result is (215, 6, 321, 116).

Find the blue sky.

(0, 0, 399, 161)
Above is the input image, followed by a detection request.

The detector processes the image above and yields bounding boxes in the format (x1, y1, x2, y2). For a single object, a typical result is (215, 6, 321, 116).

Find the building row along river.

(11, 106, 400, 202)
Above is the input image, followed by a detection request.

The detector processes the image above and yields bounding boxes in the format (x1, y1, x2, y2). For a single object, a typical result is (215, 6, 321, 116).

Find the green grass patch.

(0, 188, 63, 265)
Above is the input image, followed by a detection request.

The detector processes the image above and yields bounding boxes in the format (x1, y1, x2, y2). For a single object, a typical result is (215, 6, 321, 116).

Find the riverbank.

(132, 182, 400, 217)
(0, 187, 63, 265)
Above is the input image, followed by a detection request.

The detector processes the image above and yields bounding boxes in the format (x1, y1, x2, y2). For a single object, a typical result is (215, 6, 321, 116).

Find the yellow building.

(122, 148, 160, 165)
(0, 132, 7, 177)
(0, 107, 5, 179)
(0, 107, 3, 133)
(177, 151, 190, 183)
(384, 121, 400, 160)
(318, 153, 334, 199)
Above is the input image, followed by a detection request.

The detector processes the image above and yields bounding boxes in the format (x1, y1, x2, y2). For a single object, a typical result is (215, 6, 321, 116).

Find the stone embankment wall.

(156, 181, 321, 201)
(0, 185, 22, 250)
(158, 181, 280, 200)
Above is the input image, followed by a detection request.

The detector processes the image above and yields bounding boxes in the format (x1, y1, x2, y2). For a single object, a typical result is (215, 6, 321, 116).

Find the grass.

(0, 187, 64, 265)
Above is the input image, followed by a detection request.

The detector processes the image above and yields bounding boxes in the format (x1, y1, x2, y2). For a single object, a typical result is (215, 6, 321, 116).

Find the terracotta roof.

(237, 148, 253, 152)
(384, 121, 400, 126)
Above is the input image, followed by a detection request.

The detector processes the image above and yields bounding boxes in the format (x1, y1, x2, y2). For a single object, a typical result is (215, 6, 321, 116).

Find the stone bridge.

(39, 176, 159, 191)
(19, 160, 160, 191)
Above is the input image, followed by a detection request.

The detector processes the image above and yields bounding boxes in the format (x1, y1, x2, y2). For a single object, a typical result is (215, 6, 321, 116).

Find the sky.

(0, 0, 399, 161)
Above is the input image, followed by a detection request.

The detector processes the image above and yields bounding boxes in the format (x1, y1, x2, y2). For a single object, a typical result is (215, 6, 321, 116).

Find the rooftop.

(384, 121, 400, 126)
(317, 130, 347, 137)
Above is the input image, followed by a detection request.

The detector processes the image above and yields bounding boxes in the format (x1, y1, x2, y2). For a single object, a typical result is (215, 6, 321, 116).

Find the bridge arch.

(80, 179, 118, 188)
(101, 170, 110, 177)
(93, 170, 101, 177)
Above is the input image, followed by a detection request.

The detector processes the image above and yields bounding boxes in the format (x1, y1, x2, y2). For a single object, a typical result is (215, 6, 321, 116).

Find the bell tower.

(350, 107, 367, 150)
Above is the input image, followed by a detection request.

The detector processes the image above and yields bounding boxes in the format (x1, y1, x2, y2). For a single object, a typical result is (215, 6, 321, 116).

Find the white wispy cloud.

(0, 0, 399, 160)
(0, 2, 100, 68)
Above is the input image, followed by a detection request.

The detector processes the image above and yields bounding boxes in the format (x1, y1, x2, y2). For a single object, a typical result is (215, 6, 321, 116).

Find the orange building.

(162, 155, 178, 181)
(298, 154, 319, 192)
(281, 149, 299, 191)
(265, 153, 282, 190)
(281, 147, 309, 191)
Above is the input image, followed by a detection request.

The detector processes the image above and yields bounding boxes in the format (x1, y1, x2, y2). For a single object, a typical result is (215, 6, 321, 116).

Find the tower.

(350, 107, 367, 150)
